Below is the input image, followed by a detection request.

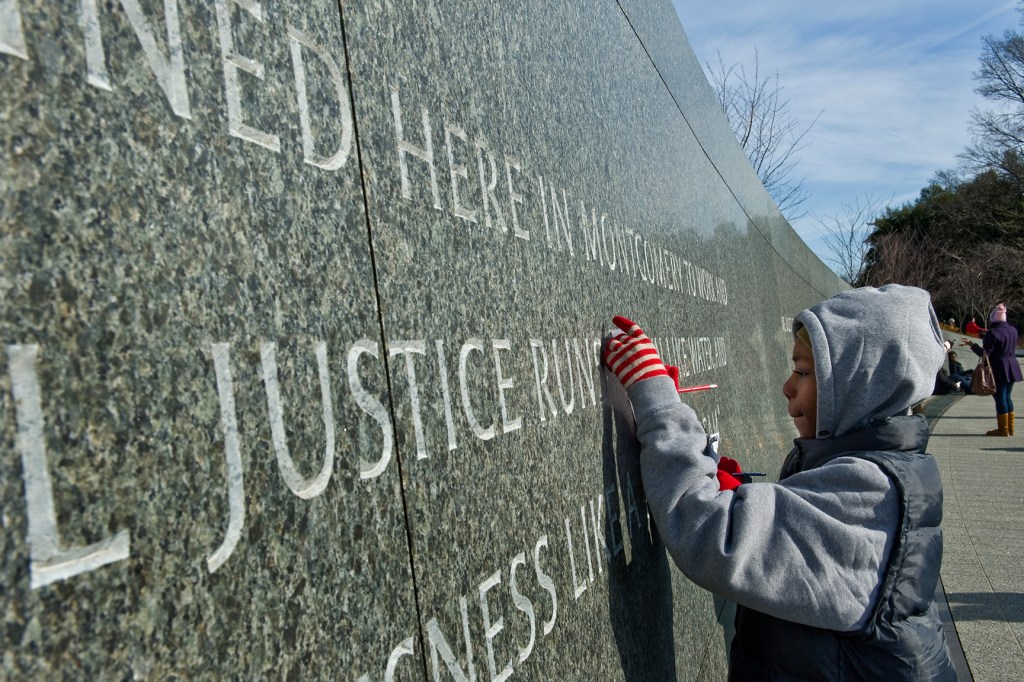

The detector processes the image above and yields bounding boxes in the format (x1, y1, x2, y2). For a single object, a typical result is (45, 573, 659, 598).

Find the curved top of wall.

(617, 0, 848, 298)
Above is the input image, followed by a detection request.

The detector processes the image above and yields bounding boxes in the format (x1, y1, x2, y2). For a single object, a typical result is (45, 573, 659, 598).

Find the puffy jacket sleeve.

(628, 376, 899, 632)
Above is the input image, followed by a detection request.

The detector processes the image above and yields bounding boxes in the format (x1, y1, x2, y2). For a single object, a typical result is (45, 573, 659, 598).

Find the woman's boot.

(987, 413, 1010, 437)
(1009, 412, 1015, 436)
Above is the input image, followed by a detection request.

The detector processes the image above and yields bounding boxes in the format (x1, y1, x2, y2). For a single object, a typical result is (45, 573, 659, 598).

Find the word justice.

(4, 333, 727, 588)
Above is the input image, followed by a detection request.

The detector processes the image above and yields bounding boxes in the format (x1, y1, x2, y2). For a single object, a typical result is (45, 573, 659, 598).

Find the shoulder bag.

(972, 352, 997, 396)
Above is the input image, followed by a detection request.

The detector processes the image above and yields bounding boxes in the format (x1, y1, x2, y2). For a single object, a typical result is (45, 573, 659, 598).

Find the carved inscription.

(4, 333, 725, 582)
(0, 2, 740, 675)
(360, 480, 641, 681)
(390, 88, 730, 303)
(1, 0, 352, 168)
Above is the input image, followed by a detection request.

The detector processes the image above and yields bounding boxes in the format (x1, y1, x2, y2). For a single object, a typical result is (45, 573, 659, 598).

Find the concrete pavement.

(929, 392, 1024, 682)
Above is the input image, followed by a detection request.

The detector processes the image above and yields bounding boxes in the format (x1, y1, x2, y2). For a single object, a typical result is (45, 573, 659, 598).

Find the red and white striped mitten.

(604, 316, 669, 389)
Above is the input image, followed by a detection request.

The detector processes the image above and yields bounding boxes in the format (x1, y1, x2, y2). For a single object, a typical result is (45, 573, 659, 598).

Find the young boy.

(604, 284, 955, 680)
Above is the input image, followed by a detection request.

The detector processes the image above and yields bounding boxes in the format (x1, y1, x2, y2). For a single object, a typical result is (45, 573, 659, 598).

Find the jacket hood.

(793, 284, 944, 439)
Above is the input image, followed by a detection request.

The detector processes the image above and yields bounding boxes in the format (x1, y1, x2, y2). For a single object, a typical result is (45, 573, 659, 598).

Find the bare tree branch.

(961, 21, 1024, 185)
(816, 195, 887, 284)
(706, 50, 821, 222)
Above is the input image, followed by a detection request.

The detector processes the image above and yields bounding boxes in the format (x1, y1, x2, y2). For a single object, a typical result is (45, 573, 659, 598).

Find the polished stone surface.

(1, 0, 845, 678)
(1, 0, 416, 677)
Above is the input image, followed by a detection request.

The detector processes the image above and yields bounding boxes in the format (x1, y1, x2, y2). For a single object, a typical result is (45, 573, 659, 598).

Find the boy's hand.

(666, 364, 681, 392)
(717, 456, 746, 491)
(604, 316, 669, 389)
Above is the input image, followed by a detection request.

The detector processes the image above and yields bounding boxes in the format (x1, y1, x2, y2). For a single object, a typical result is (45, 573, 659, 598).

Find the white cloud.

(670, 0, 1020, 261)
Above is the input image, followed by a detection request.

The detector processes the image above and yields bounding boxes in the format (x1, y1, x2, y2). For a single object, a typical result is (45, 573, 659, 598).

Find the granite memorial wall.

(0, 0, 846, 678)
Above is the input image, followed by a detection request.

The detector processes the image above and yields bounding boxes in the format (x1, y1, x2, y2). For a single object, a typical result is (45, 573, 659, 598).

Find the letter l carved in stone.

(6, 344, 130, 589)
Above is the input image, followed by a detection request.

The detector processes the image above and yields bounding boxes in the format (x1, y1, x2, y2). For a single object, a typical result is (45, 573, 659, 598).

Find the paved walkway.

(929, 393, 1024, 681)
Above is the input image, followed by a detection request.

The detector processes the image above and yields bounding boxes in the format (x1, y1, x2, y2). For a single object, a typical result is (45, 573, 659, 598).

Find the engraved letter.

(556, 188, 574, 256)
(6, 344, 130, 589)
(626, 231, 640, 281)
(385, 637, 415, 682)
(643, 240, 655, 285)
(624, 471, 643, 537)
(287, 25, 352, 171)
(573, 338, 596, 409)
(214, 0, 280, 151)
(479, 570, 512, 682)
(260, 341, 334, 499)
(579, 203, 599, 263)
(538, 175, 553, 248)
(551, 339, 575, 415)
(1, 0, 28, 59)
(348, 340, 394, 480)
(436, 340, 458, 452)
(528, 339, 557, 423)
(617, 227, 633, 276)
(589, 495, 605, 573)
(207, 342, 245, 573)
(391, 89, 441, 208)
(505, 158, 528, 240)
(580, 506, 594, 582)
(389, 341, 428, 460)
(509, 552, 536, 663)
(533, 535, 557, 635)
(445, 122, 478, 223)
(79, 0, 191, 118)
(600, 215, 617, 270)
(604, 483, 623, 559)
(81, 0, 113, 90)
(475, 140, 506, 232)
(492, 339, 522, 434)
(459, 339, 495, 440)
(427, 596, 477, 682)
(565, 517, 586, 599)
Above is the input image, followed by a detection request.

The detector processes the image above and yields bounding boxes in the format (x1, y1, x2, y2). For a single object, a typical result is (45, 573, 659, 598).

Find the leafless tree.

(966, 245, 1024, 314)
(961, 17, 1024, 186)
(860, 232, 942, 290)
(864, 232, 1024, 324)
(707, 50, 821, 222)
(937, 251, 986, 325)
(816, 195, 887, 284)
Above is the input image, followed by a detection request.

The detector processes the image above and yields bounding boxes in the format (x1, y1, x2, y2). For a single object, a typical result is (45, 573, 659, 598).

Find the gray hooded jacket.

(627, 285, 952, 678)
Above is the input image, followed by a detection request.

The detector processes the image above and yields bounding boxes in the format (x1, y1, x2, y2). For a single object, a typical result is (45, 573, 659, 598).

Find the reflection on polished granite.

(0, 0, 845, 678)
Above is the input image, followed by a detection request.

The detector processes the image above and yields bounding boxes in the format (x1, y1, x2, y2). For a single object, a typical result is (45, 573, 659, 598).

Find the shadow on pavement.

(945, 592, 1024, 623)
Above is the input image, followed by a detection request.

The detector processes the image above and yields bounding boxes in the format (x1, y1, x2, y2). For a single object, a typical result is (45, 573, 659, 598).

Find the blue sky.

(670, 0, 1021, 269)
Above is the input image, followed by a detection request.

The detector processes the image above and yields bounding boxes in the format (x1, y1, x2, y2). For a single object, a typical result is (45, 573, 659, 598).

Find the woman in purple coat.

(967, 303, 1022, 436)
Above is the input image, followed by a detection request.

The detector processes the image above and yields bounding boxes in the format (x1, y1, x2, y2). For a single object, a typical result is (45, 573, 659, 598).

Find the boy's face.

(783, 339, 818, 439)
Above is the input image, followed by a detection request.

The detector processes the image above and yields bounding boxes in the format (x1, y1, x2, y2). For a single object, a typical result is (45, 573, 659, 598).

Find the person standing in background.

(964, 304, 1021, 436)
